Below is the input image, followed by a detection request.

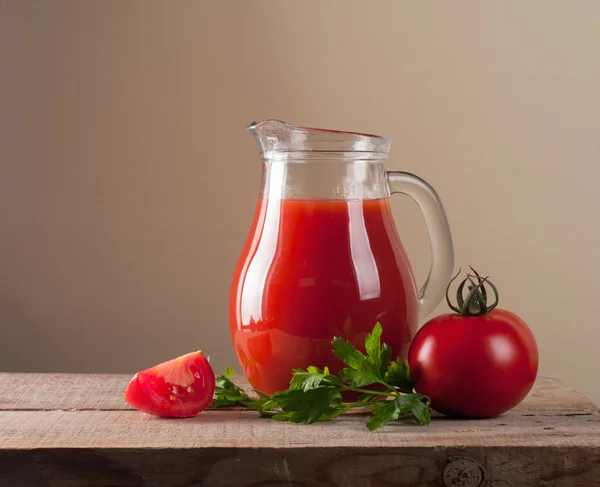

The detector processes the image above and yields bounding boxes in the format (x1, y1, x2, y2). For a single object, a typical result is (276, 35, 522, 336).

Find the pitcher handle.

(386, 171, 454, 319)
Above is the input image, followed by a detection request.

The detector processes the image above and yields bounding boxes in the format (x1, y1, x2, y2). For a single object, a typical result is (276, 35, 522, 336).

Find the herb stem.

(346, 387, 395, 397)
(344, 401, 377, 409)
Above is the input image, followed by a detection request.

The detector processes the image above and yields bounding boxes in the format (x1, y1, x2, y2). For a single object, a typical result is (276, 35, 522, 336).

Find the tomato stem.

(446, 267, 499, 316)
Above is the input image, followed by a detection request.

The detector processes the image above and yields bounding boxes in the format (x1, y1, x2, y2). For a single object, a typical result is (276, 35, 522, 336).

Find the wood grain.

(1, 374, 599, 486)
(1, 373, 596, 413)
(1, 409, 600, 450)
(0, 373, 130, 411)
(2, 447, 600, 487)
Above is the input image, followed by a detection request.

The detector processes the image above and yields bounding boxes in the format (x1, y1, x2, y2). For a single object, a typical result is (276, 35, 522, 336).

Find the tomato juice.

(230, 198, 418, 394)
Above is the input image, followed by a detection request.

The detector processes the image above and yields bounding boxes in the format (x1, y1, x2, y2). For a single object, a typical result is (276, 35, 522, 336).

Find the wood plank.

(1, 373, 597, 413)
(1, 446, 600, 486)
(514, 376, 599, 413)
(0, 373, 130, 411)
(2, 407, 599, 450)
(1, 374, 599, 485)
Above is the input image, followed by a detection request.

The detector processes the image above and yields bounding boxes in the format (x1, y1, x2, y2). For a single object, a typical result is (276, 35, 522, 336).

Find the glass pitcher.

(229, 120, 454, 394)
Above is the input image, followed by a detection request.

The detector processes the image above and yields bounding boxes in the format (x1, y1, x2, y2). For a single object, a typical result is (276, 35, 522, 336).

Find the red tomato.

(408, 309, 538, 418)
(125, 351, 216, 418)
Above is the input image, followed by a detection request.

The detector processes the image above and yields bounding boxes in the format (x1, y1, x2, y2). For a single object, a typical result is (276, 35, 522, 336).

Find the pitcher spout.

(248, 119, 391, 157)
(247, 119, 298, 156)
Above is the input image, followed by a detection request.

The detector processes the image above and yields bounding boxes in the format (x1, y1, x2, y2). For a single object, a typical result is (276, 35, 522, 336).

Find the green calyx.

(446, 266, 499, 317)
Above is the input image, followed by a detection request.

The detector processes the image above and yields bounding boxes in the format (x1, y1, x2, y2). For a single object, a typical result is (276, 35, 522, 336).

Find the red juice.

(229, 198, 418, 394)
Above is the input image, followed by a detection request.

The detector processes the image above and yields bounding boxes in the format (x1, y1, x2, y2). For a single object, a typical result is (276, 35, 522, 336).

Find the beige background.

(1, 1, 599, 403)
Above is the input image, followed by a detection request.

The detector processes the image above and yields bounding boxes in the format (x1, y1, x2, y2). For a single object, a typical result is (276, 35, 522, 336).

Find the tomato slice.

(125, 351, 216, 418)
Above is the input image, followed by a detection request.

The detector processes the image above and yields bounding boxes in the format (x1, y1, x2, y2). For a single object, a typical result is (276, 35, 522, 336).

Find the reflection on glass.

(347, 200, 381, 301)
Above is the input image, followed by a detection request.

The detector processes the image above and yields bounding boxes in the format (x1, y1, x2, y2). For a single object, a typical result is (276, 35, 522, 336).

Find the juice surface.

(229, 198, 418, 394)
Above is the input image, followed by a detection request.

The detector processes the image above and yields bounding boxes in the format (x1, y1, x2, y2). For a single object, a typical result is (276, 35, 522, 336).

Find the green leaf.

(224, 366, 235, 379)
(332, 332, 382, 385)
(384, 359, 414, 393)
(210, 397, 238, 408)
(270, 411, 296, 421)
(409, 400, 431, 425)
(334, 324, 394, 385)
(210, 367, 251, 408)
(366, 393, 431, 431)
(289, 367, 342, 392)
(253, 390, 270, 400)
(366, 400, 400, 431)
(379, 344, 393, 379)
(272, 401, 349, 423)
(364, 323, 383, 364)
(332, 336, 371, 371)
(317, 404, 350, 421)
(352, 393, 378, 407)
(364, 323, 393, 379)
(394, 393, 431, 425)
(245, 390, 272, 410)
(251, 395, 282, 412)
(338, 368, 380, 388)
(265, 387, 343, 424)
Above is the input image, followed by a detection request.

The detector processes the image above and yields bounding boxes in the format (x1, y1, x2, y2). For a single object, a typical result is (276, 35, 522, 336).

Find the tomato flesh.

(125, 351, 216, 418)
(408, 309, 538, 418)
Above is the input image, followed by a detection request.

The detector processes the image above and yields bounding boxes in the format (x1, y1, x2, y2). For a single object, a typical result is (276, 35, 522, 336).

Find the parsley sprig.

(210, 366, 253, 408)
(212, 323, 431, 431)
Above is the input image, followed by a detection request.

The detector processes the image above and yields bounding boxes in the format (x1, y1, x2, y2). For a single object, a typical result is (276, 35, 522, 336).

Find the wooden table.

(1, 374, 599, 486)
